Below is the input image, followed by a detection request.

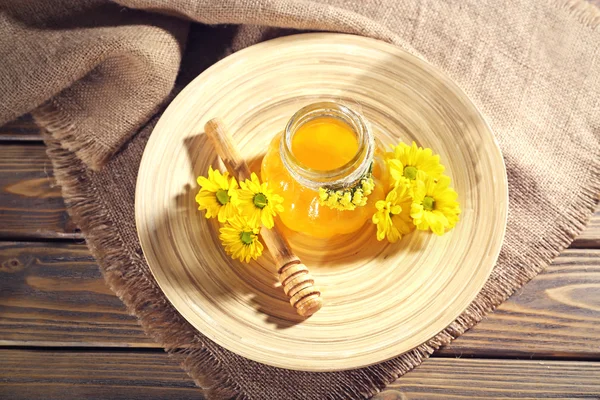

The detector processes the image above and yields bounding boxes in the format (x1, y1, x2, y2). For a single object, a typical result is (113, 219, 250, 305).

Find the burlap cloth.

(2, 1, 599, 398)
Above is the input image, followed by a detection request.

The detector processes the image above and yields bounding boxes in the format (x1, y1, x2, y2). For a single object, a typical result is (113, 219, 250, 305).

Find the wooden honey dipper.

(204, 118, 323, 317)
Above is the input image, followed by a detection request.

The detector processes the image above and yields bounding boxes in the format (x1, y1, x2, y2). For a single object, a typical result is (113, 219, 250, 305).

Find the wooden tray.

(135, 33, 508, 371)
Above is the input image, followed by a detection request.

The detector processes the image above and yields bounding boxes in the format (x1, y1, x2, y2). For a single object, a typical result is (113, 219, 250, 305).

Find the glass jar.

(261, 102, 389, 238)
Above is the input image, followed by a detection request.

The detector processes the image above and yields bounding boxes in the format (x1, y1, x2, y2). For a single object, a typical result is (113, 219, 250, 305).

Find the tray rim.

(135, 32, 509, 372)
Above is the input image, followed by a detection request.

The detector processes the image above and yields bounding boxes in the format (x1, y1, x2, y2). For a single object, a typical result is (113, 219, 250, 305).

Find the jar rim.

(281, 101, 374, 191)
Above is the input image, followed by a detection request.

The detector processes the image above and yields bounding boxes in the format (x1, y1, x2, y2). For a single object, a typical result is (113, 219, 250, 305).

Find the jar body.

(261, 133, 389, 238)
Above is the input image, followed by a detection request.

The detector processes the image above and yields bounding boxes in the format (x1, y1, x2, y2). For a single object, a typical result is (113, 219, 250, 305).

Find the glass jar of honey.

(261, 102, 389, 238)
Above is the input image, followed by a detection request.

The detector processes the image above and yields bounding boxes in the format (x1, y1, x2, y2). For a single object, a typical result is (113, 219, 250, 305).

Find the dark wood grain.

(0, 242, 154, 347)
(1, 242, 600, 359)
(2, 350, 599, 400)
(0, 115, 42, 141)
(0, 350, 199, 400)
(388, 358, 600, 399)
(0, 144, 82, 239)
(440, 249, 600, 358)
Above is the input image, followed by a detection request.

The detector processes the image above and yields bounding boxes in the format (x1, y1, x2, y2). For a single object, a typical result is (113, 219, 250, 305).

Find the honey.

(261, 102, 388, 238)
(291, 117, 359, 171)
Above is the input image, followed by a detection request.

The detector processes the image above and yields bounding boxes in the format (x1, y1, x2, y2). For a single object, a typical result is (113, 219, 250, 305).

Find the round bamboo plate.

(135, 33, 508, 372)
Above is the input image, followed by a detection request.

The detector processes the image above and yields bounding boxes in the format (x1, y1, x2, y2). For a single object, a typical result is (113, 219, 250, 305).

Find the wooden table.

(0, 115, 599, 399)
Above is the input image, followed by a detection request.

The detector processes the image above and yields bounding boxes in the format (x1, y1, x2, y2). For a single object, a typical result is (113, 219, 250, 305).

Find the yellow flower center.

(403, 166, 418, 180)
(423, 196, 435, 211)
(253, 193, 268, 209)
(215, 189, 230, 205)
(239, 231, 254, 245)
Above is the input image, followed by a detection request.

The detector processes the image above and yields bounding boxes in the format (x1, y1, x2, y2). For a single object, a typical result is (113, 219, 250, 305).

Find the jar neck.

(280, 102, 374, 191)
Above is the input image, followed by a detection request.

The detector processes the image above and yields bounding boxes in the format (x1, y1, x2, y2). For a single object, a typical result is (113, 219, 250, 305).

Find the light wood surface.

(135, 33, 508, 371)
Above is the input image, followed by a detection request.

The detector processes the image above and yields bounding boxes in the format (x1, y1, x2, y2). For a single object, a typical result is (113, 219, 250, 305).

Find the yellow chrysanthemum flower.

(410, 171, 461, 235)
(339, 191, 353, 208)
(219, 215, 263, 263)
(372, 183, 414, 243)
(352, 189, 365, 206)
(318, 187, 329, 202)
(195, 166, 239, 223)
(361, 176, 375, 195)
(321, 190, 338, 209)
(238, 173, 284, 229)
(318, 175, 374, 211)
(388, 141, 444, 187)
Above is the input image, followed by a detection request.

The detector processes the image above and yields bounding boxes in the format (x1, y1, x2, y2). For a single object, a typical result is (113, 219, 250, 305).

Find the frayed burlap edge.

(42, 133, 246, 399)
(38, 1, 600, 397)
(551, 0, 600, 27)
(33, 101, 113, 172)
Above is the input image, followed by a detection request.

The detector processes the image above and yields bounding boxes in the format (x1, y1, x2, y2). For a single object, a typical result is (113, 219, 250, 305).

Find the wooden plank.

(0, 144, 81, 239)
(0, 242, 154, 347)
(1, 350, 599, 400)
(0, 349, 198, 400)
(0, 115, 43, 141)
(382, 358, 600, 399)
(1, 242, 600, 359)
(572, 205, 600, 249)
(440, 249, 600, 358)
